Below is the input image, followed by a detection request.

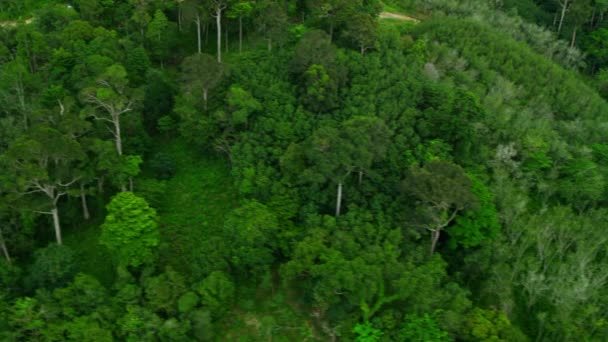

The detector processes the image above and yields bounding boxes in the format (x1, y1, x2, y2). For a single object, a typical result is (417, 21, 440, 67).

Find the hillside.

(1, 0, 607, 341)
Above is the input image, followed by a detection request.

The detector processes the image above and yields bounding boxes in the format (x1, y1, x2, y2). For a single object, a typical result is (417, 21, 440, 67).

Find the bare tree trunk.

(0, 228, 10, 264)
(430, 229, 440, 255)
(558, 0, 569, 34)
(553, 10, 558, 27)
(358, 171, 363, 185)
(178, 5, 182, 31)
(335, 182, 343, 217)
(51, 206, 62, 245)
(129, 177, 134, 191)
(205, 23, 210, 45)
(571, 26, 577, 48)
(113, 117, 122, 156)
(203, 88, 208, 110)
(98, 176, 105, 194)
(80, 183, 90, 220)
(239, 16, 243, 53)
(196, 14, 202, 54)
(225, 21, 228, 53)
(216, 7, 223, 63)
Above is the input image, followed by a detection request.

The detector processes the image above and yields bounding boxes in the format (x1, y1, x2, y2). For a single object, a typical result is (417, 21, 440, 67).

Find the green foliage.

(3, 1, 608, 340)
(149, 152, 176, 180)
(144, 267, 187, 316)
(224, 200, 279, 274)
(400, 312, 451, 342)
(177, 291, 199, 313)
(448, 174, 500, 249)
(26, 243, 77, 290)
(226, 85, 261, 126)
(195, 271, 235, 318)
(464, 308, 517, 342)
(100, 192, 159, 268)
(353, 321, 384, 341)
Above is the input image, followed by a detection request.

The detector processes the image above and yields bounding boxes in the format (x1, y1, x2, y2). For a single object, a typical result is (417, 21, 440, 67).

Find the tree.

(146, 10, 173, 68)
(283, 211, 463, 325)
(182, 0, 211, 54)
(129, 0, 152, 41)
(586, 28, 608, 70)
(1, 126, 84, 245)
(226, 0, 254, 53)
(100, 192, 159, 268)
(180, 53, 224, 110)
(195, 271, 235, 318)
(403, 161, 477, 255)
(254, 0, 289, 51)
(209, 0, 228, 63)
(448, 174, 500, 249)
(282, 116, 390, 216)
(556, 0, 571, 33)
(353, 322, 384, 341)
(400, 312, 451, 342)
(144, 268, 187, 316)
(223, 200, 279, 275)
(26, 244, 77, 290)
(83, 64, 136, 156)
(0, 59, 33, 129)
(300, 64, 339, 113)
(568, 0, 593, 47)
(143, 69, 175, 133)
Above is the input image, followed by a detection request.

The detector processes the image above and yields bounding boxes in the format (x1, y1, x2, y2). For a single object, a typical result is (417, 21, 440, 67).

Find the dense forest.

(1, 0, 608, 340)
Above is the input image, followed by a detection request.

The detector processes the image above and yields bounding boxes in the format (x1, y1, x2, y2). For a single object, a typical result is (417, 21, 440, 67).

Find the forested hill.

(1, 0, 608, 341)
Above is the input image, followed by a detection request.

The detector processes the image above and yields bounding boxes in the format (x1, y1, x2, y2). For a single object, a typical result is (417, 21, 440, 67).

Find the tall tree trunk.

(358, 171, 363, 185)
(216, 7, 223, 63)
(203, 88, 208, 110)
(196, 14, 202, 54)
(571, 26, 577, 48)
(558, 0, 569, 34)
(51, 206, 62, 245)
(114, 119, 123, 156)
(178, 5, 182, 31)
(129, 177, 134, 191)
(239, 16, 243, 53)
(430, 229, 440, 255)
(335, 182, 343, 217)
(80, 183, 90, 220)
(553, 10, 558, 27)
(205, 22, 210, 45)
(225, 21, 228, 53)
(0, 228, 10, 264)
(98, 176, 105, 194)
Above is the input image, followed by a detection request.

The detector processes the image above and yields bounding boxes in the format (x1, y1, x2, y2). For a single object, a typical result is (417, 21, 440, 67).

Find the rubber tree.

(182, 0, 209, 54)
(254, 0, 288, 52)
(180, 53, 224, 110)
(281, 116, 390, 217)
(403, 161, 477, 255)
(1, 126, 84, 245)
(82, 64, 135, 157)
(226, 0, 254, 53)
(209, 0, 228, 63)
